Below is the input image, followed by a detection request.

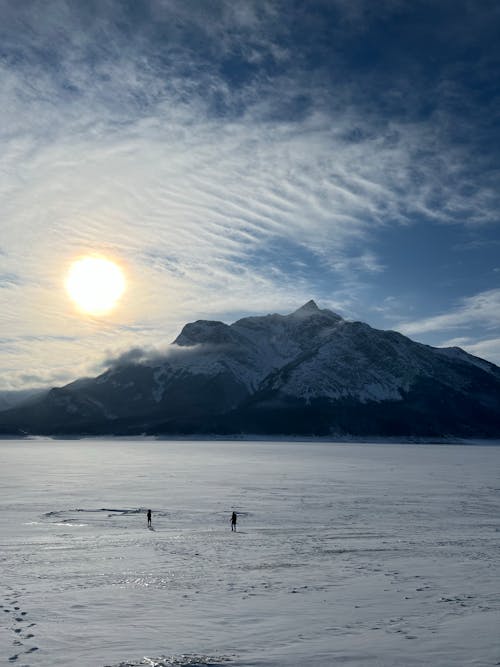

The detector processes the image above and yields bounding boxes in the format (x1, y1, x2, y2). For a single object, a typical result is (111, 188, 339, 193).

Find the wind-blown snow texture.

(1, 301, 500, 436)
(1, 439, 499, 666)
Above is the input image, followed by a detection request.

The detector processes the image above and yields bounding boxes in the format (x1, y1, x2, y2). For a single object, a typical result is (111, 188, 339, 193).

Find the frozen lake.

(1, 439, 499, 667)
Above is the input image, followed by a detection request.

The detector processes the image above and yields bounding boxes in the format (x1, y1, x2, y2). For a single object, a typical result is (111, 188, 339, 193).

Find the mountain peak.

(292, 300, 320, 316)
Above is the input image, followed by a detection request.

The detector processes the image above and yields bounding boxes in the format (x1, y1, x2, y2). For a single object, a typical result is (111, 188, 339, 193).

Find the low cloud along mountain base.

(1, 302, 500, 438)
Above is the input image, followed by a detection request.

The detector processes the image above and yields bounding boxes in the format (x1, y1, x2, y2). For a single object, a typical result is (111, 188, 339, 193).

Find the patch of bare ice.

(107, 655, 232, 667)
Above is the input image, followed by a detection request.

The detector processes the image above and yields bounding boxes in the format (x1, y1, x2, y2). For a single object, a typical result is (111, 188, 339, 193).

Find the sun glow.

(65, 256, 126, 316)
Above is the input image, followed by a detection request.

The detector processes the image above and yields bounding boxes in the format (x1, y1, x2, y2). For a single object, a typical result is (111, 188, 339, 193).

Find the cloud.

(460, 338, 500, 367)
(100, 344, 205, 370)
(101, 347, 153, 369)
(397, 289, 500, 336)
(100, 337, 245, 375)
(440, 335, 500, 368)
(0, 273, 22, 288)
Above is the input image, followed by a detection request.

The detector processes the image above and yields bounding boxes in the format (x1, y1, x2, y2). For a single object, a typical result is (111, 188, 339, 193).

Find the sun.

(65, 256, 126, 316)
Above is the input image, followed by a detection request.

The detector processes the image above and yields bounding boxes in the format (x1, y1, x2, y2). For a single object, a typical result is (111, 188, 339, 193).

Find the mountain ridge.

(1, 302, 500, 437)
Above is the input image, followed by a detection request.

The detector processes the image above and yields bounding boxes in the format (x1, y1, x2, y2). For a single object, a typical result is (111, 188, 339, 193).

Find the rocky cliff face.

(2, 301, 500, 437)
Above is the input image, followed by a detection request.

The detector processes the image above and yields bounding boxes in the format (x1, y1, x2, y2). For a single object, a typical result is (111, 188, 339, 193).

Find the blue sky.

(1, 0, 500, 389)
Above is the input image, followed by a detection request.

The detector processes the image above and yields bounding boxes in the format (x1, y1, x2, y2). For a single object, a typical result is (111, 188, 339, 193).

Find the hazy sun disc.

(66, 257, 125, 315)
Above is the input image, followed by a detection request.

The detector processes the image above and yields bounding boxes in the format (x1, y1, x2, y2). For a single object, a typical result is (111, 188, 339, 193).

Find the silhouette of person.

(231, 511, 237, 532)
(147, 509, 152, 527)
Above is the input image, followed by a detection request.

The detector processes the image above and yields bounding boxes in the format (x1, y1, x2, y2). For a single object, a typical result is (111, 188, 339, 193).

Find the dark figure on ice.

(147, 509, 152, 527)
(231, 511, 237, 531)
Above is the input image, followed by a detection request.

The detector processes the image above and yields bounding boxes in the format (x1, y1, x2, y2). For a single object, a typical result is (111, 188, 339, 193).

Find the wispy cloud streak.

(398, 289, 500, 336)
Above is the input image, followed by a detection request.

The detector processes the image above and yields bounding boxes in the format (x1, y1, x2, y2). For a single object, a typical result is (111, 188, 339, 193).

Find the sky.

(1, 0, 500, 390)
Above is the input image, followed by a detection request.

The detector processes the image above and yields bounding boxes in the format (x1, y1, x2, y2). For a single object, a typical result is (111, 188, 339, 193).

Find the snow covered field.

(1, 440, 499, 667)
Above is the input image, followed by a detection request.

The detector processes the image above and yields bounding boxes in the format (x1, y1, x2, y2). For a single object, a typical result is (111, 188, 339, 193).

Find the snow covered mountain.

(2, 301, 500, 437)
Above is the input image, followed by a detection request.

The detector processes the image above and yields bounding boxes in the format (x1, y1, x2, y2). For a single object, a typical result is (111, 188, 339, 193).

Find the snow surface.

(1, 439, 500, 667)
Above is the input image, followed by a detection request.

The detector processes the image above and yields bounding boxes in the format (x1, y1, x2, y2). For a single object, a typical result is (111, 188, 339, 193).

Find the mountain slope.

(1, 301, 500, 437)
